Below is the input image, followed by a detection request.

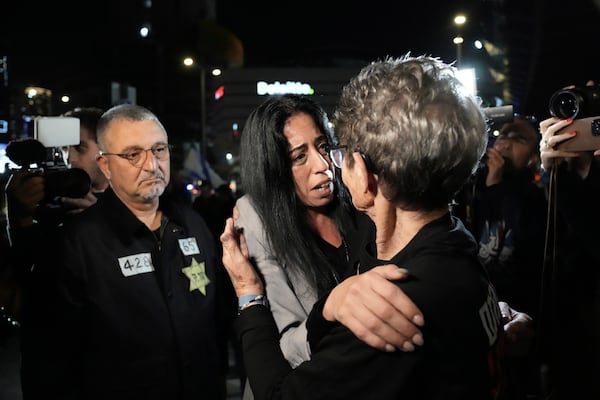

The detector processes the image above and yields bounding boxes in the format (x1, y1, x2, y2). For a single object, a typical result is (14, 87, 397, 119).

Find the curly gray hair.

(333, 54, 487, 211)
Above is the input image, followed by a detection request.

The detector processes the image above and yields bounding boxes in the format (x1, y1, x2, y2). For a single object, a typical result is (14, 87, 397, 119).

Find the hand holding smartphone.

(555, 117, 600, 152)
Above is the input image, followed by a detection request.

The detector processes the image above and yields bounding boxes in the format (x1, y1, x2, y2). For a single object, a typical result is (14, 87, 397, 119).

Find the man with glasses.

(50, 104, 231, 400)
(221, 54, 505, 399)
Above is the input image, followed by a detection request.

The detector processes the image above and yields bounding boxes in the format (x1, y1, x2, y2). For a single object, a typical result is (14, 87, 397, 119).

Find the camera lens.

(549, 90, 581, 119)
(548, 86, 600, 120)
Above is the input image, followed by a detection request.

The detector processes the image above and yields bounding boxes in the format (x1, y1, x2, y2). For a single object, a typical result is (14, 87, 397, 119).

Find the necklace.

(331, 238, 350, 285)
(341, 237, 350, 263)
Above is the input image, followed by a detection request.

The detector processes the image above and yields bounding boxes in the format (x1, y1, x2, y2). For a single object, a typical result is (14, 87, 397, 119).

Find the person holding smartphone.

(537, 81, 600, 399)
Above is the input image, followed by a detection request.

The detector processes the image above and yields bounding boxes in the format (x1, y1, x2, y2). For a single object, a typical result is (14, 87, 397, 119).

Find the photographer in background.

(6, 107, 107, 231)
(453, 116, 546, 399)
(538, 80, 600, 400)
(455, 117, 547, 319)
(3, 106, 106, 399)
(62, 107, 109, 204)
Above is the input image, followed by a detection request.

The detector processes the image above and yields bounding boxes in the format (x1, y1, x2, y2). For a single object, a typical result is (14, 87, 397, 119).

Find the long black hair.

(240, 94, 353, 295)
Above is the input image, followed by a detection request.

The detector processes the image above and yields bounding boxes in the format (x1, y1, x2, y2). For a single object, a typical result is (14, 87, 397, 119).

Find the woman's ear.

(350, 152, 377, 208)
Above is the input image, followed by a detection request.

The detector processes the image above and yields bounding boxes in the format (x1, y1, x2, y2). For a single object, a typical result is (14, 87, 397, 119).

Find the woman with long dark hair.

(234, 94, 424, 398)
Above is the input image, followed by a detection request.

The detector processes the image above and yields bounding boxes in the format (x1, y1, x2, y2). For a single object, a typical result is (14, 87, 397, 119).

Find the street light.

(453, 14, 467, 68)
(453, 36, 464, 67)
(183, 57, 223, 160)
(454, 14, 466, 26)
(183, 56, 207, 159)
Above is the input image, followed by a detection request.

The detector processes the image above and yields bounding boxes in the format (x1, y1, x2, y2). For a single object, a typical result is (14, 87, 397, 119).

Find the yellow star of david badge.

(182, 258, 210, 295)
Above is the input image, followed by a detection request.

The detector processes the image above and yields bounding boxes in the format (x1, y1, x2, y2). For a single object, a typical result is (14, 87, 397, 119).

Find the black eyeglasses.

(100, 144, 171, 167)
(329, 145, 347, 169)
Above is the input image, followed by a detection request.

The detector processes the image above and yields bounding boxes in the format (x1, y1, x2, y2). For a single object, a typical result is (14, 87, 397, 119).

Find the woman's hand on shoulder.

(322, 264, 424, 352)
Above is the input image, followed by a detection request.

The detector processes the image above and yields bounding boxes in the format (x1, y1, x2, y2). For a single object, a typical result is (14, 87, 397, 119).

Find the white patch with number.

(118, 253, 155, 277)
(178, 238, 200, 255)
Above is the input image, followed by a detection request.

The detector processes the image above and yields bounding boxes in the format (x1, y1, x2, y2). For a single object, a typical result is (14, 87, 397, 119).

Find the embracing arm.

(322, 265, 425, 352)
(238, 196, 426, 354)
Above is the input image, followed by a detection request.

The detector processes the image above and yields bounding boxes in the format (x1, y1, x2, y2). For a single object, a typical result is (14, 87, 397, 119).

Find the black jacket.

(52, 187, 228, 400)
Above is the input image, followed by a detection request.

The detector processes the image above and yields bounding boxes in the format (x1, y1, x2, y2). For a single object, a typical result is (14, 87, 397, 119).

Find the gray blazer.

(235, 195, 316, 367)
(236, 195, 318, 400)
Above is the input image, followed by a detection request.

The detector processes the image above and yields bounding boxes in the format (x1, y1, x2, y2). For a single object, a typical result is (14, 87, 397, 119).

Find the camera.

(548, 85, 600, 119)
(548, 86, 600, 152)
(483, 105, 514, 133)
(6, 116, 91, 203)
(482, 105, 515, 149)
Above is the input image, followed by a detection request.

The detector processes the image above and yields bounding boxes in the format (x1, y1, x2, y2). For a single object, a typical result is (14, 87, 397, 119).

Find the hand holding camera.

(548, 82, 600, 152)
(4, 170, 45, 228)
(4, 116, 92, 227)
(484, 147, 506, 187)
(539, 81, 600, 175)
(539, 119, 600, 178)
(61, 191, 99, 214)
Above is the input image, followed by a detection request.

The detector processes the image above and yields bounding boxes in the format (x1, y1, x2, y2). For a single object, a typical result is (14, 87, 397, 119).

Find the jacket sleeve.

(236, 305, 291, 400)
(235, 196, 314, 367)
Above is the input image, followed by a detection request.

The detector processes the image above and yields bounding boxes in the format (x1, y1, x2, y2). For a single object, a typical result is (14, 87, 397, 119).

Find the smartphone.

(34, 116, 80, 148)
(555, 116, 600, 152)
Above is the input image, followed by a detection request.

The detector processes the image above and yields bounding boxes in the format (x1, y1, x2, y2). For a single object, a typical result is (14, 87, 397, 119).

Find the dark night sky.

(217, 1, 465, 67)
(3, 0, 462, 75)
(2, 0, 600, 120)
(216, 0, 600, 118)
